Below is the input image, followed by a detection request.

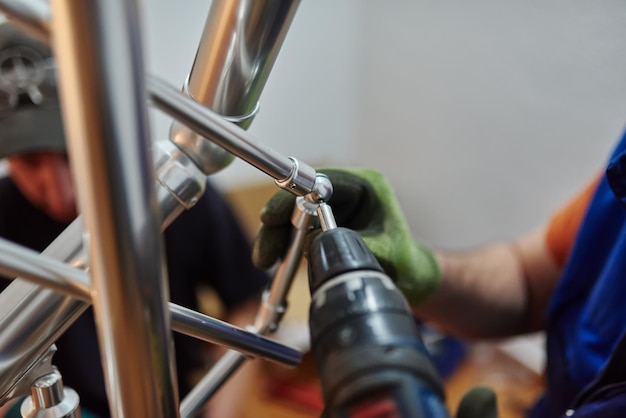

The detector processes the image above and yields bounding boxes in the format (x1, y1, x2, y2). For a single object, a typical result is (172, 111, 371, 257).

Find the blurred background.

(143, 0, 626, 377)
(1, 0, 624, 252)
(144, 0, 626, 250)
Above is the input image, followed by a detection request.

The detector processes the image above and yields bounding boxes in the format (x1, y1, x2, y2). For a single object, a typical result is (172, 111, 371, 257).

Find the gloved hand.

(253, 167, 441, 306)
(455, 386, 498, 418)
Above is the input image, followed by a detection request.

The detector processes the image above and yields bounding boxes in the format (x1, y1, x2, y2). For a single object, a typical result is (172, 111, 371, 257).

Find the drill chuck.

(307, 228, 449, 418)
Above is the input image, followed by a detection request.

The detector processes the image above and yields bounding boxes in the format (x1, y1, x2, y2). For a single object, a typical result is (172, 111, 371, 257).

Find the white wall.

(353, 0, 626, 248)
(142, 0, 361, 188)
(142, 0, 626, 249)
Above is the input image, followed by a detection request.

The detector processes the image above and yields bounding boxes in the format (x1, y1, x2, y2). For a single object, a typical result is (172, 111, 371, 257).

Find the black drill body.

(307, 227, 450, 418)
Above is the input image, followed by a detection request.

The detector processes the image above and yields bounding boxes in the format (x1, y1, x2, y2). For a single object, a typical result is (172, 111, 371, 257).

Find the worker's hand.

(253, 167, 441, 306)
(455, 386, 498, 418)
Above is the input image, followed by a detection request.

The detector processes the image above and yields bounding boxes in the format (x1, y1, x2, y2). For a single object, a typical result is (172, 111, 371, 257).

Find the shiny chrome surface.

(0, 0, 312, 414)
(0, 237, 90, 301)
(188, 0, 299, 119)
(170, 0, 300, 174)
(0, 221, 89, 406)
(0, 0, 50, 41)
(179, 197, 317, 417)
(317, 202, 338, 231)
(180, 350, 247, 418)
(150, 75, 318, 196)
(170, 304, 301, 365)
(306, 174, 334, 204)
(255, 197, 318, 333)
(50, 0, 178, 417)
(169, 120, 235, 174)
(0, 168, 202, 406)
(2, 346, 56, 404)
(0, 237, 302, 366)
(153, 139, 207, 228)
(20, 369, 80, 418)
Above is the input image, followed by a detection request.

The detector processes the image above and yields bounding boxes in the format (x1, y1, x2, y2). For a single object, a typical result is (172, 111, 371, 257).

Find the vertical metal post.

(187, 0, 300, 123)
(169, 0, 301, 174)
(49, 0, 178, 417)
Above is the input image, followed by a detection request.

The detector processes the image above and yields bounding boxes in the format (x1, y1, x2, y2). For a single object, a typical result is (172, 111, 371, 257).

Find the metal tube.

(0, 0, 311, 409)
(149, 76, 318, 196)
(0, 237, 90, 302)
(188, 0, 299, 121)
(0, 162, 203, 405)
(50, 1, 178, 417)
(169, 0, 301, 174)
(255, 197, 318, 333)
(180, 350, 247, 418)
(0, 237, 302, 366)
(169, 304, 300, 366)
(318, 203, 338, 231)
(0, 221, 90, 405)
(178, 198, 317, 417)
(0, 0, 50, 41)
(0, 0, 317, 196)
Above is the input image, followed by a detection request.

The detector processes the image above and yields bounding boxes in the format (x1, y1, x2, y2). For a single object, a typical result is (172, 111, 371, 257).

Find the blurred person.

(0, 23, 269, 418)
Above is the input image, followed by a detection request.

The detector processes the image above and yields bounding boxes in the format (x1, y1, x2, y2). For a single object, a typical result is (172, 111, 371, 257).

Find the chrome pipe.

(0, 158, 204, 405)
(0, 237, 302, 366)
(178, 198, 317, 417)
(149, 76, 318, 197)
(0, 0, 312, 410)
(179, 350, 247, 418)
(50, 1, 178, 417)
(255, 197, 318, 333)
(0, 0, 317, 196)
(0, 0, 50, 41)
(0, 221, 89, 406)
(188, 0, 299, 122)
(169, 0, 301, 174)
(153, 139, 207, 229)
(0, 237, 90, 301)
(169, 304, 301, 366)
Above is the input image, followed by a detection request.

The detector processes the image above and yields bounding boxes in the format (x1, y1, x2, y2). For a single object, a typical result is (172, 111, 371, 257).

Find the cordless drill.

(307, 226, 450, 418)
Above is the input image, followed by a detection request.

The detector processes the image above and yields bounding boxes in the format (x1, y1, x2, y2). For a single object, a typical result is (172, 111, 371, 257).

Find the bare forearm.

(415, 228, 560, 340)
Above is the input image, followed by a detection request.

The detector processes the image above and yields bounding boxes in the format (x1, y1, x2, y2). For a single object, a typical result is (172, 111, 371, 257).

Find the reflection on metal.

(180, 350, 247, 418)
(149, 76, 318, 196)
(0, 0, 50, 41)
(153, 139, 207, 228)
(50, 0, 178, 416)
(0, 1, 312, 416)
(0, 236, 301, 366)
(0, 221, 89, 407)
(169, 0, 300, 174)
(169, 304, 301, 366)
(179, 198, 318, 418)
(20, 368, 80, 418)
(1, 346, 56, 405)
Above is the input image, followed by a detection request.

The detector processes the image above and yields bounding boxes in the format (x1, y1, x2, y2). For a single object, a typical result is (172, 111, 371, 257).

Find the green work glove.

(455, 386, 498, 418)
(252, 167, 441, 306)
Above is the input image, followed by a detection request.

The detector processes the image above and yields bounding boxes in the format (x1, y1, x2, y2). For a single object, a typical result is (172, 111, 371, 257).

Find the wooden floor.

(227, 341, 544, 418)
(222, 181, 545, 418)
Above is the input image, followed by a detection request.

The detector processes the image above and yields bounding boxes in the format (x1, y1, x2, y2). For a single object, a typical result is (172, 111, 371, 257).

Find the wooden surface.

(229, 341, 544, 418)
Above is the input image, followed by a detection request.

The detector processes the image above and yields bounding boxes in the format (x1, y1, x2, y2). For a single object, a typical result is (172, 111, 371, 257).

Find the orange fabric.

(545, 175, 602, 268)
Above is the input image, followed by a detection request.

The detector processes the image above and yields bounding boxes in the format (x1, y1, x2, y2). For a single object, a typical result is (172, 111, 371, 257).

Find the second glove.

(253, 167, 441, 306)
